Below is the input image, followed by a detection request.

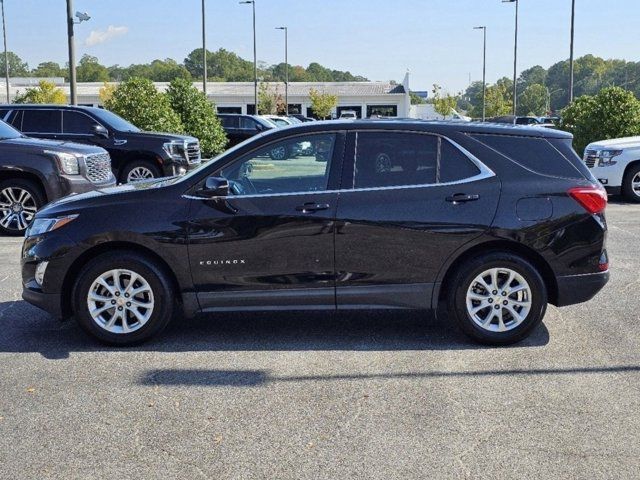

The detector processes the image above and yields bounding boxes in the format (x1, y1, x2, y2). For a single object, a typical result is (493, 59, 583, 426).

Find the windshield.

(0, 120, 23, 140)
(89, 108, 141, 132)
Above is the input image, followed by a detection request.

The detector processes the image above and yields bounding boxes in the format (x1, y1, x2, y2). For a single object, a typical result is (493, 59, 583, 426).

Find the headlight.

(27, 214, 78, 236)
(45, 150, 81, 175)
(598, 149, 622, 167)
(163, 141, 187, 161)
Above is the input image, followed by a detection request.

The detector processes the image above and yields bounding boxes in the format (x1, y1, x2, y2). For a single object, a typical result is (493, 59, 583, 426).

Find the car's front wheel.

(0, 179, 44, 236)
(120, 160, 162, 184)
(447, 252, 547, 345)
(72, 251, 175, 345)
(621, 164, 640, 203)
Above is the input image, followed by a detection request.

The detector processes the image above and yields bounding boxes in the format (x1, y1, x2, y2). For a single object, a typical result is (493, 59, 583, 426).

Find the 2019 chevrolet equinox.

(21, 120, 609, 346)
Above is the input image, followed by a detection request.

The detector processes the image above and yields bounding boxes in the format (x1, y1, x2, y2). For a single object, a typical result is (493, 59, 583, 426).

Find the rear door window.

(471, 134, 584, 179)
(63, 111, 96, 134)
(21, 109, 62, 134)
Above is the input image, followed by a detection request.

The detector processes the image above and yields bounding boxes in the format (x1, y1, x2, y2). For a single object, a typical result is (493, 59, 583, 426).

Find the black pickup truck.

(0, 119, 115, 235)
(0, 105, 201, 183)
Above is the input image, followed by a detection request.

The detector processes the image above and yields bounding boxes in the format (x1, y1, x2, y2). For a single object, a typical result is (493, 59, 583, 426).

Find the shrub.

(104, 77, 183, 133)
(166, 78, 228, 157)
(14, 80, 66, 104)
(560, 87, 640, 154)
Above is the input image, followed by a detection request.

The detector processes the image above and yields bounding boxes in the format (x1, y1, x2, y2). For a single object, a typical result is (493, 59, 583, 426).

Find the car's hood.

(587, 136, 640, 150)
(122, 131, 198, 143)
(0, 136, 106, 154)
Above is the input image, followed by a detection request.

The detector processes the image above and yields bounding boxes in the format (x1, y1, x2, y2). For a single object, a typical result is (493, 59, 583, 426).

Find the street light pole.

(568, 0, 575, 104)
(276, 26, 287, 114)
(474, 26, 487, 121)
(240, 1, 257, 113)
(1, 0, 10, 103)
(202, 0, 207, 96)
(503, 0, 518, 115)
(66, 0, 77, 105)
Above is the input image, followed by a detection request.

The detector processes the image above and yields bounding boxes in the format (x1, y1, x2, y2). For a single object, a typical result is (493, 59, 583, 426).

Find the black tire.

(0, 178, 45, 236)
(269, 145, 290, 161)
(72, 251, 175, 345)
(119, 160, 162, 184)
(621, 163, 640, 203)
(446, 252, 547, 345)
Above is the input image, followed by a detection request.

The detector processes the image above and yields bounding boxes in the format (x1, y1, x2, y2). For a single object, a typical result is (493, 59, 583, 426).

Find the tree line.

(0, 48, 369, 84)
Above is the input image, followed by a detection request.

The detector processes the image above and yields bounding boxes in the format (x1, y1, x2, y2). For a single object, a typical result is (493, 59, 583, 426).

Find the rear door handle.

(296, 202, 330, 213)
(445, 193, 480, 204)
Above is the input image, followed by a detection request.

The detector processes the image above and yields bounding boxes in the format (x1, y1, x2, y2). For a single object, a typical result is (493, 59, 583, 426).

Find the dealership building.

(2, 72, 411, 119)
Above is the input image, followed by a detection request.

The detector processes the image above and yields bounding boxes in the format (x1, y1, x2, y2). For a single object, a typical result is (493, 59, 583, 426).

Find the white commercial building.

(1, 72, 411, 119)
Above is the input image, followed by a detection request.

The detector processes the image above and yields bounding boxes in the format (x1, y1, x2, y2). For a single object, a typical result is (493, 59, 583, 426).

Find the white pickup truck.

(583, 136, 640, 202)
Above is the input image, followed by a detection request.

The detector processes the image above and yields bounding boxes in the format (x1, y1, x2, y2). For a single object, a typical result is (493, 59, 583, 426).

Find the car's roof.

(273, 119, 572, 139)
(0, 104, 103, 113)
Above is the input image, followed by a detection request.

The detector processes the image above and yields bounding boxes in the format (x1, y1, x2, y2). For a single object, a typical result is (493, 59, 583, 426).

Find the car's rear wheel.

(269, 145, 290, 161)
(72, 252, 175, 345)
(0, 179, 44, 236)
(120, 160, 161, 183)
(447, 252, 547, 345)
(621, 164, 640, 203)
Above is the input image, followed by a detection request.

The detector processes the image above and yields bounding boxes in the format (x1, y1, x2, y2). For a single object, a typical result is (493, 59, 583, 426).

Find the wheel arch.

(0, 169, 49, 203)
(434, 239, 559, 309)
(61, 241, 183, 317)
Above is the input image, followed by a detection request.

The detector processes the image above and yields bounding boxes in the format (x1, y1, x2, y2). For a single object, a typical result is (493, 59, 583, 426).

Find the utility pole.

(503, 0, 519, 115)
(568, 0, 575, 104)
(202, 0, 207, 96)
(66, 0, 77, 105)
(240, 1, 257, 113)
(1, 0, 9, 103)
(474, 26, 487, 121)
(276, 26, 288, 114)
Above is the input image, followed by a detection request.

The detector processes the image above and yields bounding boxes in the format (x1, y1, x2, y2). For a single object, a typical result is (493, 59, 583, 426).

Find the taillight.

(568, 186, 607, 214)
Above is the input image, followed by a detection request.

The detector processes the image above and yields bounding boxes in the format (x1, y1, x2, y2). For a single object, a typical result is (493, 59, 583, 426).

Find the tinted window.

(220, 134, 336, 195)
(354, 132, 438, 188)
(548, 138, 593, 182)
(440, 140, 480, 183)
(240, 117, 259, 130)
(6, 110, 22, 128)
(471, 134, 583, 178)
(63, 111, 96, 134)
(89, 108, 140, 132)
(21, 109, 62, 133)
(219, 116, 237, 128)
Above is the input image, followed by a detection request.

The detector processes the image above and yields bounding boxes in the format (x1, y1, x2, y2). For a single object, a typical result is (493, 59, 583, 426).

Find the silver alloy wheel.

(270, 146, 287, 160)
(632, 172, 640, 197)
(127, 166, 155, 182)
(87, 269, 155, 334)
(466, 267, 532, 333)
(0, 187, 38, 232)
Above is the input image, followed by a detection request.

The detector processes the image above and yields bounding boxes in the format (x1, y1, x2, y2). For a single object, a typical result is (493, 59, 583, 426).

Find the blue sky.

(5, 0, 639, 92)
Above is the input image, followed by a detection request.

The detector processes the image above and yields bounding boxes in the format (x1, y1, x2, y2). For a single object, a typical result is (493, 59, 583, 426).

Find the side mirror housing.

(92, 124, 109, 138)
(197, 176, 229, 198)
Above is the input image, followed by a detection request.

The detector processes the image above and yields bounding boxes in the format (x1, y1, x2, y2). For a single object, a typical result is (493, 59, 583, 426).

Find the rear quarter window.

(470, 134, 584, 179)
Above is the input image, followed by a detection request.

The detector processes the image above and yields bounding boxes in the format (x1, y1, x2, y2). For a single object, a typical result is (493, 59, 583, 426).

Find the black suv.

(218, 114, 275, 147)
(0, 119, 115, 235)
(0, 105, 202, 183)
(21, 120, 609, 346)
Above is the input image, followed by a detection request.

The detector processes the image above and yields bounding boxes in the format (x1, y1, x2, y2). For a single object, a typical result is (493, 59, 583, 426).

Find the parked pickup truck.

(583, 136, 640, 202)
(0, 119, 115, 235)
(0, 104, 201, 184)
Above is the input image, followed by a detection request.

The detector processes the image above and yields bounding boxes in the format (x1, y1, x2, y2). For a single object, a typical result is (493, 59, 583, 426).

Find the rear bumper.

(555, 270, 609, 307)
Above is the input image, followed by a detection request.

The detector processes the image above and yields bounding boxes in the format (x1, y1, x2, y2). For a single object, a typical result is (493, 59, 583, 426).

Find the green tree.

(309, 88, 338, 119)
(104, 77, 183, 133)
(166, 78, 227, 157)
(31, 61, 67, 80)
(560, 86, 640, 154)
(14, 80, 66, 104)
(76, 54, 109, 82)
(258, 82, 277, 114)
(184, 48, 254, 81)
(410, 92, 426, 105)
(518, 84, 548, 116)
(431, 84, 458, 119)
(0, 51, 29, 77)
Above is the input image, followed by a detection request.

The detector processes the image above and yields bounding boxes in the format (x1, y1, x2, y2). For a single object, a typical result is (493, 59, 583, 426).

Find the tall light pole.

(202, 0, 207, 96)
(276, 26, 287, 114)
(66, 1, 90, 106)
(474, 26, 487, 121)
(503, 0, 518, 115)
(240, 0, 257, 113)
(568, 0, 575, 104)
(1, 0, 9, 103)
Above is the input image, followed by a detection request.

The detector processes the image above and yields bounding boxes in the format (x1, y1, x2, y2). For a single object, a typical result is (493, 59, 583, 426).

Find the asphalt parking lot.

(0, 202, 638, 479)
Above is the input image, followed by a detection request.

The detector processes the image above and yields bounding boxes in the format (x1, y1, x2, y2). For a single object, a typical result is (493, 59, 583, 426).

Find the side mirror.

(197, 176, 229, 198)
(91, 124, 109, 138)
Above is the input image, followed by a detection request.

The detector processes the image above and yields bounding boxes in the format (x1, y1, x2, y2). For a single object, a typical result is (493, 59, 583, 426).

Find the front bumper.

(59, 174, 116, 197)
(22, 281, 64, 318)
(588, 165, 624, 190)
(555, 270, 610, 307)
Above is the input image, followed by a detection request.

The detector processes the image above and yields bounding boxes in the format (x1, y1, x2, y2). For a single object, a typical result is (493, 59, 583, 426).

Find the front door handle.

(296, 202, 330, 213)
(445, 193, 480, 204)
